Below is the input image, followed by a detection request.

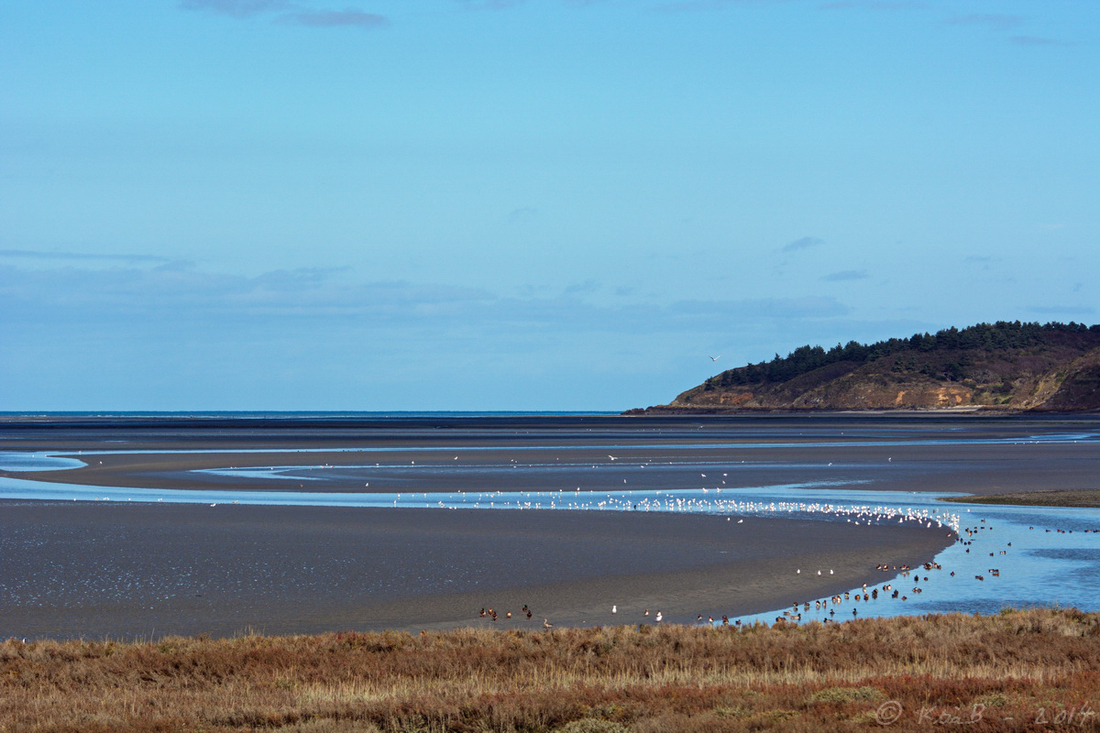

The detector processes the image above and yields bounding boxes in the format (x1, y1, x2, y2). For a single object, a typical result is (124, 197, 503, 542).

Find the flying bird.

(709, 355, 721, 362)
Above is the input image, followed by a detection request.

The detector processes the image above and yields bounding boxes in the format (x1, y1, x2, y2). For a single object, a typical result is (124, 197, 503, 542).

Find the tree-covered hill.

(636, 321, 1100, 412)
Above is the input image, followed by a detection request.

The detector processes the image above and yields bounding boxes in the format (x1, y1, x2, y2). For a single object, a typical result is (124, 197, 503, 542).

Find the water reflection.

(732, 500, 1100, 627)
(0, 452, 87, 471)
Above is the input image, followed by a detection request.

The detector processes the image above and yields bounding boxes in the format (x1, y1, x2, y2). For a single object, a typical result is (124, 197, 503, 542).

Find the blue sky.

(2, 0, 1097, 411)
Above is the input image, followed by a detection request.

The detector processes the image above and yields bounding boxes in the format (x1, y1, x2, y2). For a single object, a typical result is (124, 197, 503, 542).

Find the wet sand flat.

(0, 501, 949, 639)
(2, 413, 1095, 639)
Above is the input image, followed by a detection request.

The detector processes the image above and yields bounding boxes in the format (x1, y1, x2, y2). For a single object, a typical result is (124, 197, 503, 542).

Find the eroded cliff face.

(673, 381, 976, 411)
(658, 346, 1100, 413)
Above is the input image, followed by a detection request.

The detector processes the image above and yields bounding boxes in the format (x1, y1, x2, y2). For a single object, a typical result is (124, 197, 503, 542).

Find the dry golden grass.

(2, 609, 1099, 732)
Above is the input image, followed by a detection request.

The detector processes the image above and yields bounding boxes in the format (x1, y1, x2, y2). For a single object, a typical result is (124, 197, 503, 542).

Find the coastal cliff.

(631, 321, 1100, 413)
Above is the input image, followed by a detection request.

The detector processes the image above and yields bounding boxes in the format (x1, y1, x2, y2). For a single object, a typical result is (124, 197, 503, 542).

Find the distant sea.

(0, 411, 620, 419)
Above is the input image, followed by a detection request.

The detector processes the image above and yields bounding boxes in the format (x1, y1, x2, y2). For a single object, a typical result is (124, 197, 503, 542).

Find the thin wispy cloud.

(179, 0, 292, 17)
(1028, 305, 1096, 316)
(652, 0, 804, 10)
(563, 279, 601, 296)
(669, 296, 850, 319)
(652, 0, 735, 12)
(782, 236, 825, 253)
(822, 269, 869, 282)
(278, 9, 388, 28)
(1011, 36, 1069, 48)
(818, 1, 927, 10)
(946, 14, 1023, 32)
(506, 207, 539, 224)
(2, 261, 853, 333)
(961, 256, 999, 273)
(455, 0, 526, 10)
(0, 263, 492, 321)
(251, 266, 351, 290)
(181, 0, 389, 28)
(0, 249, 177, 264)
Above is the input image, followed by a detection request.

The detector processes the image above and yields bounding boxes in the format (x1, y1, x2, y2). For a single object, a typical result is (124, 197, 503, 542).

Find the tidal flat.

(2, 413, 1098, 638)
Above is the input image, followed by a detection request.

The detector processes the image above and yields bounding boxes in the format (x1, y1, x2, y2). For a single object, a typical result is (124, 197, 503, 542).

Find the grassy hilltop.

(635, 321, 1100, 413)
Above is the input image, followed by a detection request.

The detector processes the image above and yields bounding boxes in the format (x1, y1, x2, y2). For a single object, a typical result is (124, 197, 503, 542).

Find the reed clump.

(2, 608, 1098, 732)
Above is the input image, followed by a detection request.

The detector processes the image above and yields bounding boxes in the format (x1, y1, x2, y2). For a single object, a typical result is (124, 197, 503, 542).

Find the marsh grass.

(943, 489, 1100, 507)
(2, 609, 1099, 732)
